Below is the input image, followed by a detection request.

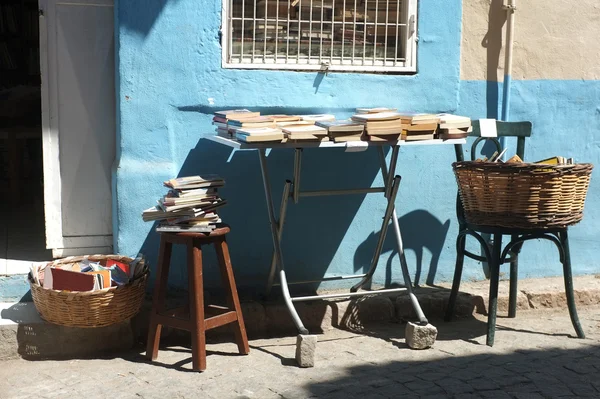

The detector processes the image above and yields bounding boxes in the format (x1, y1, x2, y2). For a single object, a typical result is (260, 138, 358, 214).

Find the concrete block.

(355, 295, 395, 324)
(1, 301, 135, 360)
(295, 334, 317, 368)
(405, 322, 437, 350)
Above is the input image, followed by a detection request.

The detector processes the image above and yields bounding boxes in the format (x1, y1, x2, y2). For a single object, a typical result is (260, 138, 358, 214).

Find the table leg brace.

(257, 149, 309, 335)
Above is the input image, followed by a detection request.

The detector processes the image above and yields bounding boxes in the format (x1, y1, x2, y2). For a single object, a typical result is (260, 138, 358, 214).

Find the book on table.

(315, 119, 365, 133)
(437, 113, 471, 128)
(438, 126, 472, 140)
(404, 122, 438, 132)
(351, 111, 403, 122)
(331, 134, 366, 142)
(276, 120, 315, 128)
(355, 107, 398, 114)
(366, 126, 404, 136)
(402, 132, 436, 141)
(214, 109, 260, 119)
(235, 127, 284, 142)
(282, 124, 328, 140)
(368, 134, 401, 142)
(264, 115, 302, 123)
(436, 114, 471, 139)
(396, 112, 440, 124)
(299, 114, 336, 122)
(285, 136, 331, 143)
(227, 116, 276, 129)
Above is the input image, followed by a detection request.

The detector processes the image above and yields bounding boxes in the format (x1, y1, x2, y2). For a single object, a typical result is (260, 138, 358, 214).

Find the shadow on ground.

(303, 340, 600, 398)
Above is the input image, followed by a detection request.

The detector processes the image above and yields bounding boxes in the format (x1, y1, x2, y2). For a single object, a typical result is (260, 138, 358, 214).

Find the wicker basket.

(453, 162, 593, 229)
(29, 255, 148, 328)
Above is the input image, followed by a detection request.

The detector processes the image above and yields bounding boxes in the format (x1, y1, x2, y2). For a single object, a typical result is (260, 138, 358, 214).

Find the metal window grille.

(221, 0, 417, 72)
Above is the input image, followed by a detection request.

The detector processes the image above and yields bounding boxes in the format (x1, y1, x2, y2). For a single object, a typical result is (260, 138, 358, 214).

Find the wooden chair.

(146, 225, 250, 371)
(444, 120, 586, 346)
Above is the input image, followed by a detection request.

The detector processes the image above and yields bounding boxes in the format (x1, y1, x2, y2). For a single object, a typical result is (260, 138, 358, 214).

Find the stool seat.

(146, 224, 249, 371)
(158, 224, 231, 238)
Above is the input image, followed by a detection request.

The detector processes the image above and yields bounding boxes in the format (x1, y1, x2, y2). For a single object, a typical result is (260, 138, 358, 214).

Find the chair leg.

(445, 231, 467, 322)
(146, 237, 172, 361)
(486, 233, 503, 347)
(215, 237, 250, 355)
(508, 237, 522, 318)
(188, 239, 206, 372)
(559, 230, 585, 339)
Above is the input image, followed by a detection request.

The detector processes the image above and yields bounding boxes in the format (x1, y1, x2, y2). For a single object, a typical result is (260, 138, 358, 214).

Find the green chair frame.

(444, 120, 586, 346)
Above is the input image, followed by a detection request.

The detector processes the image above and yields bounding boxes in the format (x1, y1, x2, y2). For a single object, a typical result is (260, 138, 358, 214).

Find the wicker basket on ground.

(453, 162, 593, 230)
(29, 255, 148, 328)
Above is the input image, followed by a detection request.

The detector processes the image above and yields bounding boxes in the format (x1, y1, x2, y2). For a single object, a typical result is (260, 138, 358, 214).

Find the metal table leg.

(350, 173, 401, 292)
(364, 146, 429, 324)
(257, 149, 309, 335)
(265, 180, 292, 295)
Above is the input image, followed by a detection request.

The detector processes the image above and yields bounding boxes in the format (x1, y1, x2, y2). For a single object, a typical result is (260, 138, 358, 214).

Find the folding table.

(208, 135, 465, 363)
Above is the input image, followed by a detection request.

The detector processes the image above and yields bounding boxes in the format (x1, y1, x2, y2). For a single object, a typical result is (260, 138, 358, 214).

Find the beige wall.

(461, 0, 600, 81)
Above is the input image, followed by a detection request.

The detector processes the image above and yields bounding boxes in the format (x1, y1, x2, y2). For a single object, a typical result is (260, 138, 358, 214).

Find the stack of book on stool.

(142, 175, 226, 233)
(397, 113, 440, 141)
(315, 119, 365, 142)
(351, 110, 404, 142)
(436, 114, 472, 139)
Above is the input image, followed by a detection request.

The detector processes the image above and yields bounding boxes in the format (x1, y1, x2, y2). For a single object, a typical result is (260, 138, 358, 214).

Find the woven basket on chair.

(453, 162, 593, 229)
(29, 255, 148, 328)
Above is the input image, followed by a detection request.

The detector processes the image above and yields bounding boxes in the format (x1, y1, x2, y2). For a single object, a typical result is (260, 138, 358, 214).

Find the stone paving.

(1, 306, 599, 399)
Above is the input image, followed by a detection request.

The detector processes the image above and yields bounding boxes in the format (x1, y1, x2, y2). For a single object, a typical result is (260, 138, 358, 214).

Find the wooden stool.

(145, 225, 249, 371)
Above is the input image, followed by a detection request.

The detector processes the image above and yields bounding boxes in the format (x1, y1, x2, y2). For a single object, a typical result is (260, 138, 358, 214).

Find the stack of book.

(351, 111, 404, 141)
(142, 175, 226, 233)
(236, 127, 284, 142)
(356, 107, 397, 114)
(282, 124, 329, 141)
(213, 109, 260, 138)
(31, 254, 147, 291)
(228, 115, 279, 143)
(398, 113, 440, 141)
(315, 119, 365, 142)
(437, 114, 472, 140)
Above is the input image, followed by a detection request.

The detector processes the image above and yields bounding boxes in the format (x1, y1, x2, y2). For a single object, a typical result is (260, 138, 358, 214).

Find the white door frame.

(39, 0, 114, 258)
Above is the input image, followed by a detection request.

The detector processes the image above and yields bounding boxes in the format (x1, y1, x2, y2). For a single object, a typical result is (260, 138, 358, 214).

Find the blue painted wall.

(114, 0, 599, 292)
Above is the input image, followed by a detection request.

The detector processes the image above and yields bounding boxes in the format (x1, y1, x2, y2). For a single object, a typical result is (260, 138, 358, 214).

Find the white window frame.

(220, 0, 418, 73)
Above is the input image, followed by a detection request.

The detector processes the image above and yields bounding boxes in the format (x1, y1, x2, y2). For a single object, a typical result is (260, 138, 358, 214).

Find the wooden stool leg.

(146, 237, 173, 361)
(188, 239, 206, 372)
(215, 237, 250, 355)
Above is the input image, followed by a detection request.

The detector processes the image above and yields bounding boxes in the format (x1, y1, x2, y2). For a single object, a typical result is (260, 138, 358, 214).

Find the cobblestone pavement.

(1, 306, 599, 399)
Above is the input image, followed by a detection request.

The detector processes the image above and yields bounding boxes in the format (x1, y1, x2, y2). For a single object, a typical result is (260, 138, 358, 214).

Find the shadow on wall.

(354, 211, 451, 288)
(482, 0, 507, 120)
(118, 0, 181, 37)
(136, 106, 390, 295)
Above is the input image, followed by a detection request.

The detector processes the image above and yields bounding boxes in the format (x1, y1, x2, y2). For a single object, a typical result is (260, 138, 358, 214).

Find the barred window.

(221, 0, 417, 72)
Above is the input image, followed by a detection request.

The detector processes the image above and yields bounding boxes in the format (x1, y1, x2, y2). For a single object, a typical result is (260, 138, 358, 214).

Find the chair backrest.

(454, 120, 533, 162)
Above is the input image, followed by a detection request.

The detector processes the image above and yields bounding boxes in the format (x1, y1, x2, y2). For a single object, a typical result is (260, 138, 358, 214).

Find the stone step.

(1, 274, 598, 360)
